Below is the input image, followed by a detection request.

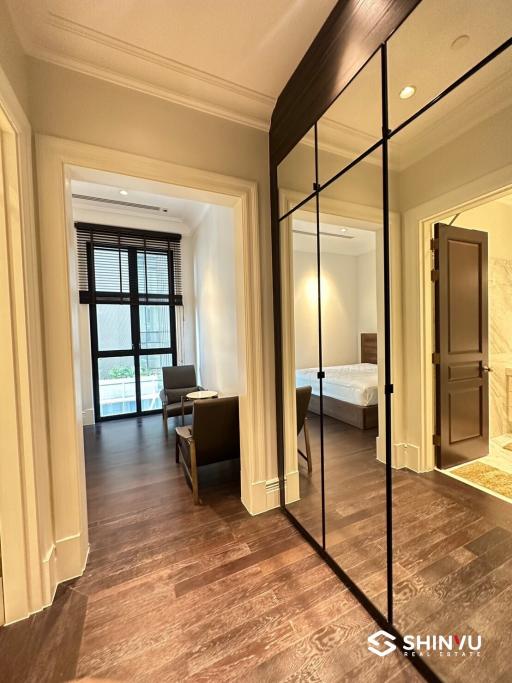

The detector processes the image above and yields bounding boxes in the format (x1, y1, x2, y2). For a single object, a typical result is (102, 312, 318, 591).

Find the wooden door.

(434, 223, 489, 469)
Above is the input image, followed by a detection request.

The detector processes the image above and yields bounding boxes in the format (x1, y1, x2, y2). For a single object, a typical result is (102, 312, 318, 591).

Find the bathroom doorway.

(435, 189, 512, 502)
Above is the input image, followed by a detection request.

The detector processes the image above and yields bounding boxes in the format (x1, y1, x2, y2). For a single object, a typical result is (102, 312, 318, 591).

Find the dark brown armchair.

(297, 385, 312, 474)
(160, 365, 202, 432)
(175, 396, 240, 504)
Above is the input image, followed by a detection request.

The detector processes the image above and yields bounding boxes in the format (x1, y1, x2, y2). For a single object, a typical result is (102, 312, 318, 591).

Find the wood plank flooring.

(0, 415, 418, 682)
(292, 413, 512, 682)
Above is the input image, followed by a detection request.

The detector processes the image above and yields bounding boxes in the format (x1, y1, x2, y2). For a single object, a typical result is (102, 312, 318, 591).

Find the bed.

(296, 333, 378, 430)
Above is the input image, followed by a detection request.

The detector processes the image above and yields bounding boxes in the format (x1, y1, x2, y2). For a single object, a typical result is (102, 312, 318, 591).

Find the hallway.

(0, 415, 417, 682)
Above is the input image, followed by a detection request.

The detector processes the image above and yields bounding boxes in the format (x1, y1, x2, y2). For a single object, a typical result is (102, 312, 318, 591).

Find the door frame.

(36, 134, 270, 587)
(0, 68, 53, 623)
(401, 166, 512, 473)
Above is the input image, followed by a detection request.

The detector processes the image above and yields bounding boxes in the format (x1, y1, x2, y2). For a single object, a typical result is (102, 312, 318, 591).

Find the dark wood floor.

(0, 414, 420, 682)
(292, 413, 512, 682)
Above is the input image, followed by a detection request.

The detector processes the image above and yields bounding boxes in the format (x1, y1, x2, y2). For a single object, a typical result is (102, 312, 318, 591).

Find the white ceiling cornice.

(11, 7, 276, 131)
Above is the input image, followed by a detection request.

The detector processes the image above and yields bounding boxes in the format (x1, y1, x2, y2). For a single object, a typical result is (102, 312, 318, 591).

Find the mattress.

(296, 363, 378, 407)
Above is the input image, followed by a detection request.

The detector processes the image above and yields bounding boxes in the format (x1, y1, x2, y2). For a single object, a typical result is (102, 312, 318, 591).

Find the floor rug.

(450, 461, 512, 501)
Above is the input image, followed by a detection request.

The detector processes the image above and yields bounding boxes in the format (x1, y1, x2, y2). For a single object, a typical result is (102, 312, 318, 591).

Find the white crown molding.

(32, 44, 273, 132)
(47, 13, 272, 106)
(13, 8, 274, 131)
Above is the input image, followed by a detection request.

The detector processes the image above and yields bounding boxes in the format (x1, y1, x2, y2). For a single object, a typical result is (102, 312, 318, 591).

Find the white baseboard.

(393, 443, 408, 469)
(265, 471, 299, 509)
(82, 408, 95, 426)
(284, 469, 299, 504)
(404, 443, 421, 471)
(376, 437, 419, 470)
(241, 473, 299, 515)
(41, 544, 58, 607)
(55, 533, 88, 583)
(241, 479, 268, 516)
(265, 478, 281, 510)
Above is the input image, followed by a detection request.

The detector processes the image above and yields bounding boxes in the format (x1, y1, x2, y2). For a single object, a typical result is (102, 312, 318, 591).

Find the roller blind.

(75, 222, 182, 305)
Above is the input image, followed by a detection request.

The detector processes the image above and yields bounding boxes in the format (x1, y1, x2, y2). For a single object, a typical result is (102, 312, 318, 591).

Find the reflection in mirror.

(317, 51, 381, 187)
(388, 0, 512, 130)
(277, 127, 316, 217)
(318, 148, 387, 612)
(281, 198, 324, 546)
(390, 43, 512, 680)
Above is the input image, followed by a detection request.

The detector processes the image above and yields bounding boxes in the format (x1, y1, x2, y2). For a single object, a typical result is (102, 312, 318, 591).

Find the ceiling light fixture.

(119, 190, 128, 196)
(340, 228, 347, 232)
(399, 85, 416, 100)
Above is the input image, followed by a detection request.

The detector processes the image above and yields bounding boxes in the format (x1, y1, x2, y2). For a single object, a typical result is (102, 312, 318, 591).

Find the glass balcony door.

(90, 245, 176, 420)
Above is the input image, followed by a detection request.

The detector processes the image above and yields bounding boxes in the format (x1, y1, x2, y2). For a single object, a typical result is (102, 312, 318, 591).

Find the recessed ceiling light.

(119, 190, 128, 196)
(399, 85, 416, 100)
(340, 228, 347, 232)
(451, 34, 470, 51)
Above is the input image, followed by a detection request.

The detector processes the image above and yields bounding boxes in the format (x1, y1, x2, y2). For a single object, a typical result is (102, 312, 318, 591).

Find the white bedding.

(296, 363, 378, 407)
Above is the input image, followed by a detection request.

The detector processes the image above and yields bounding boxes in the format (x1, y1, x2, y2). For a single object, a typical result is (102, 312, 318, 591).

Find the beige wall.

(192, 205, 240, 394)
(0, 1, 29, 115)
(357, 249, 378, 356)
(398, 105, 512, 212)
(28, 59, 270, 191)
(293, 248, 370, 369)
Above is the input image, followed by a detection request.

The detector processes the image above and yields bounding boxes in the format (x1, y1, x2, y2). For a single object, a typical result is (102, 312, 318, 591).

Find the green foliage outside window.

(99, 365, 160, 380)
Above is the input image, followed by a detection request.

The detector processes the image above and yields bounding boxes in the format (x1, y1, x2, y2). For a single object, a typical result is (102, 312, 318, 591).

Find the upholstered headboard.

(361, 333, 377, 364)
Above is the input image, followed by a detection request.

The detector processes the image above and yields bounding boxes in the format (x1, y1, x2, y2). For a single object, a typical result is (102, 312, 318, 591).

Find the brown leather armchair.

(160, 365, 202, 432)
(297, 385, 313, 474)
(175, 396, 240, 504)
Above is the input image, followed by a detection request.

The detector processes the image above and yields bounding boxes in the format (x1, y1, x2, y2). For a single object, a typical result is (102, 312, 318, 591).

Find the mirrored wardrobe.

(272, 1, 512, 680)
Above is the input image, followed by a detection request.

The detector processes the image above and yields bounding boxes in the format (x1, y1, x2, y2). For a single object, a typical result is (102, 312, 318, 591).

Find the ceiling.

(7, 0, 337, 130)
(293, 218, 376, 256)
(71, 176, 211, 235)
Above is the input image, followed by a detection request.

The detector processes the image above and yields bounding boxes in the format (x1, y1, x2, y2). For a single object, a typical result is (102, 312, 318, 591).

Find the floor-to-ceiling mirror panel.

(390, 22, 512, 678)
(387, 0, 512, 131)
(318, 148, 387, 611)
(280, 196, 325, 546)
(277, 126, 316, 217)
(273, 0, 512, 678)
(316, 51, 381, 187)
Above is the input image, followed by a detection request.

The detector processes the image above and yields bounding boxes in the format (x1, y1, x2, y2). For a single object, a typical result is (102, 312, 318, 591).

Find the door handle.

(482, 365, 493, 373)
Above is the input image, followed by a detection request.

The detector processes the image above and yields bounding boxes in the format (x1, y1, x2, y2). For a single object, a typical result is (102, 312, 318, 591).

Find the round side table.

(181, 390, 218, 424)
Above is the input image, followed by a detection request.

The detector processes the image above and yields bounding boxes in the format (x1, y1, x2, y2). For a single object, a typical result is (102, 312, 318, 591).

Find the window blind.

(75, 222, 182, 305)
